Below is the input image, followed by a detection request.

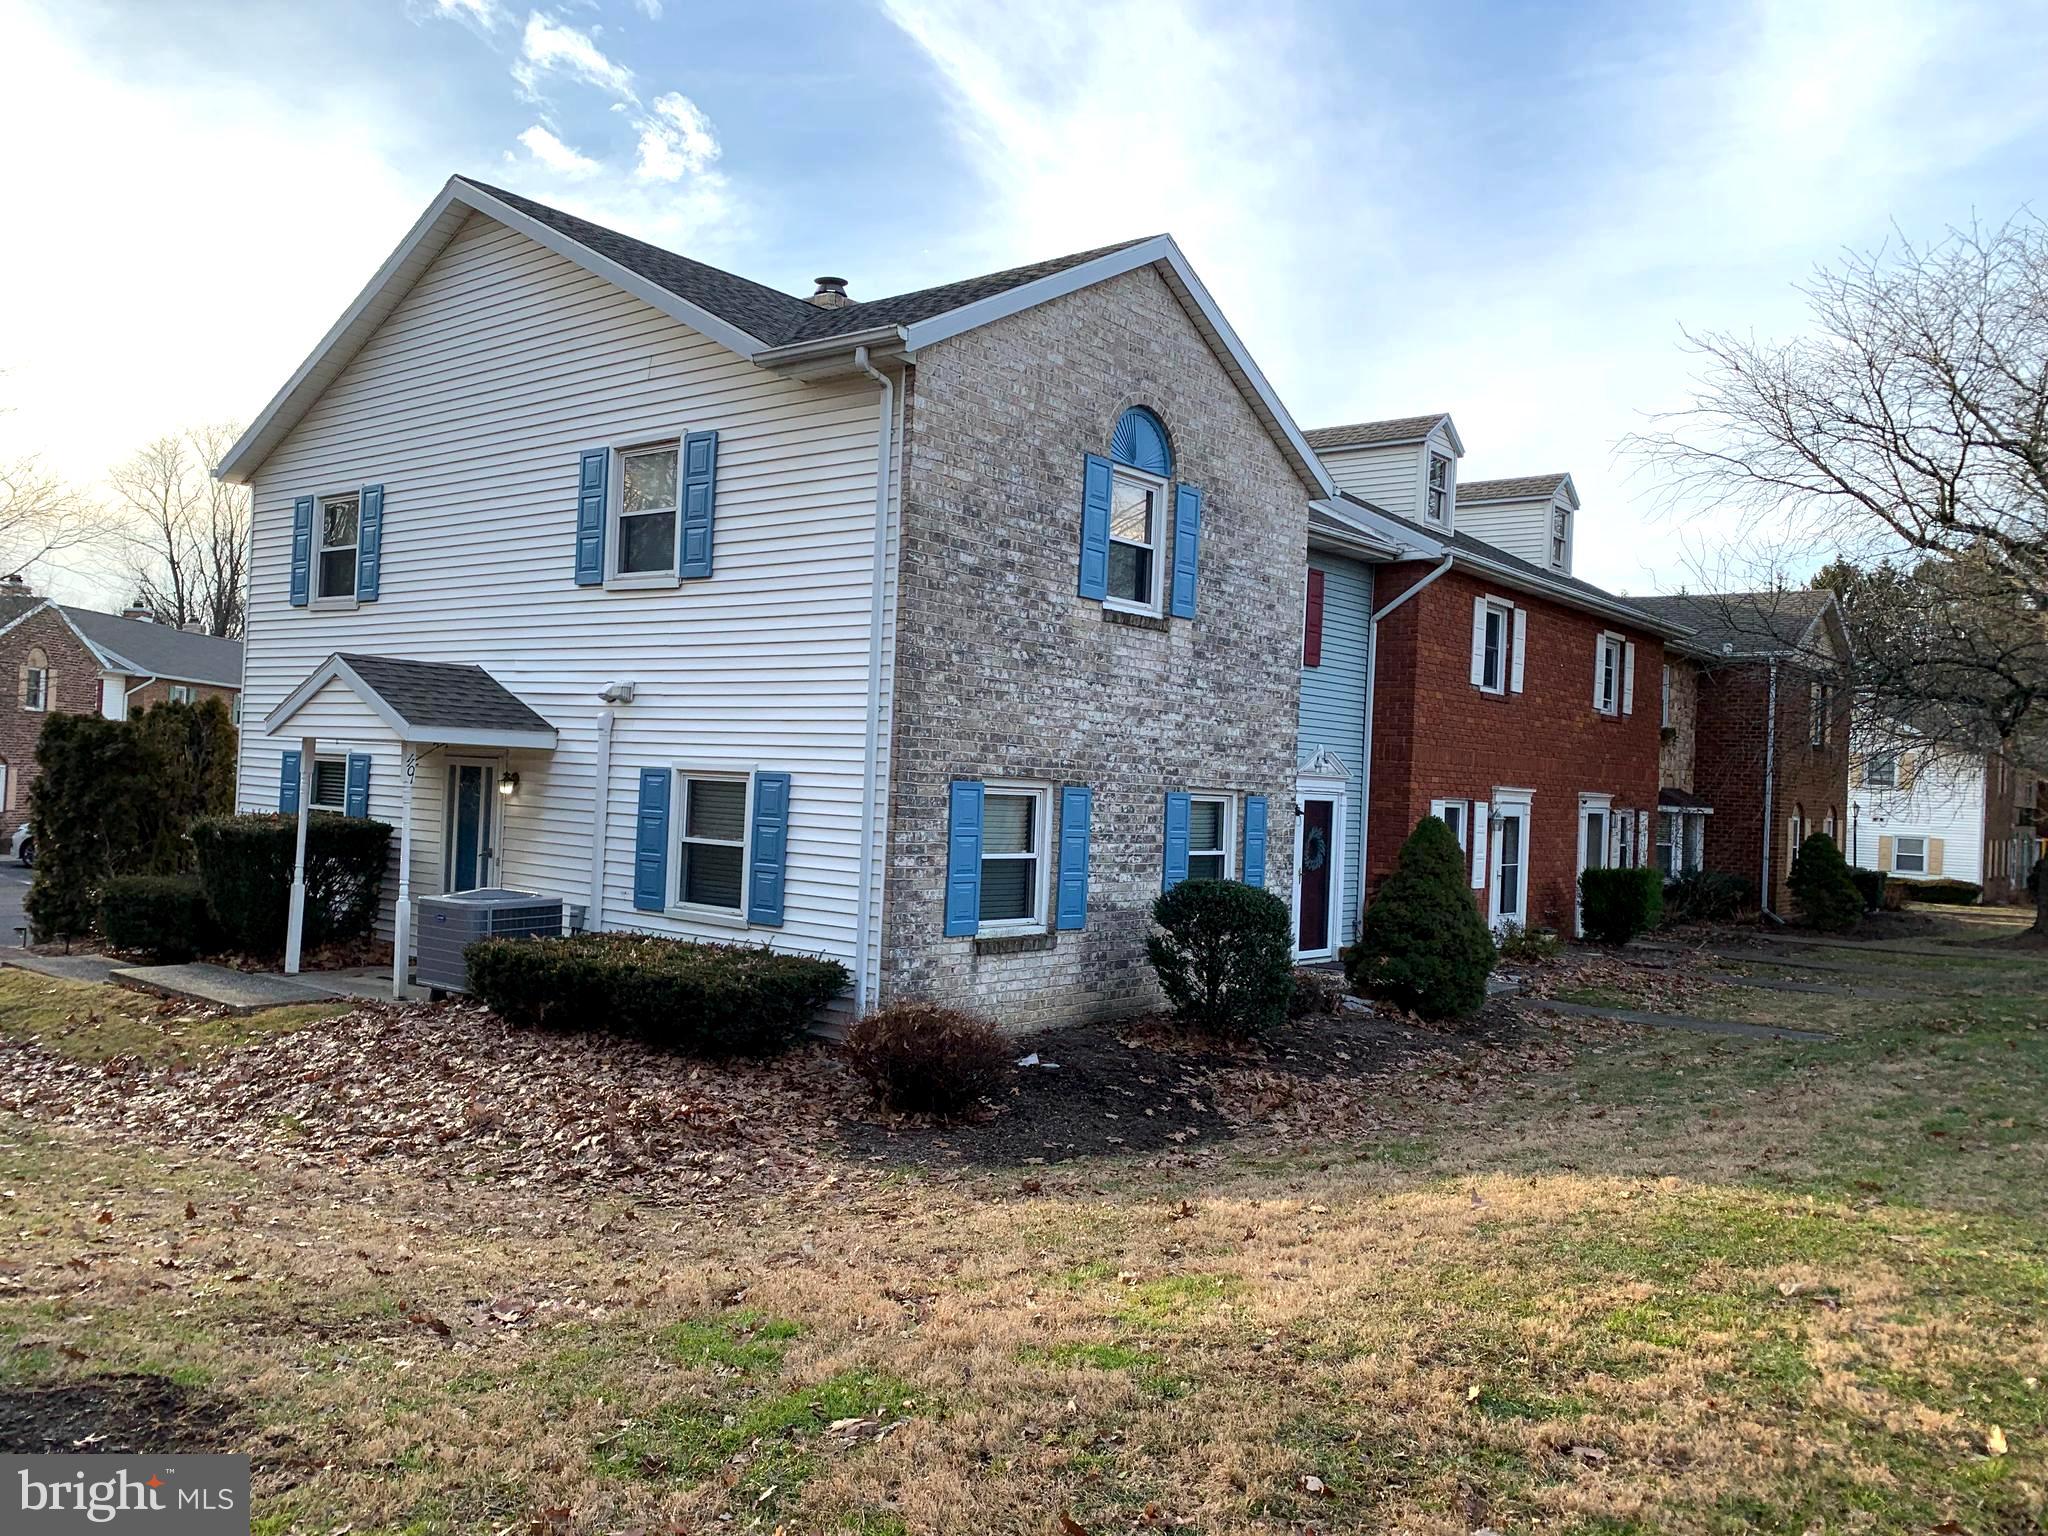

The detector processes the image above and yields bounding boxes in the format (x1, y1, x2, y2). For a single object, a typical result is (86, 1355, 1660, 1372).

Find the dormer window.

(1426, 453, 1450, 525)
(1550, 508, 1570, 569)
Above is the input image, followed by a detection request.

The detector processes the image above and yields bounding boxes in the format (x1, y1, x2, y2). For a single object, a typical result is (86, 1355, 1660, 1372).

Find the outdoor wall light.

(498, 771, 520, 797)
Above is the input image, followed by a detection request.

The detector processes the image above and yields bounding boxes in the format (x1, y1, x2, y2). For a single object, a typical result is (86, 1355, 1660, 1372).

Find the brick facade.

(1367, 563, 1664, 935)
(0, 608, 101, 816)
(879, 266, 1308, 1030)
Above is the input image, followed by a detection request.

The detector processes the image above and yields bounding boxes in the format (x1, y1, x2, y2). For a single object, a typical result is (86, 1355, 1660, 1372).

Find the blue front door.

(445, 763, 491, 892)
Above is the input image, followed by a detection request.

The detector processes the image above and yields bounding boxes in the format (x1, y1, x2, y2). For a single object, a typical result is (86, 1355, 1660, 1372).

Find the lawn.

(0, 915, 2043, 1535)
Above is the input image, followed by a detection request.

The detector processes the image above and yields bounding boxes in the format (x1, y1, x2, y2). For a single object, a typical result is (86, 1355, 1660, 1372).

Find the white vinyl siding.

(1317, 420, 1458, 527)
(235, 212, 890, 982)
(1456, 488, 1573, 571)
(1848, 736, 1991, 887)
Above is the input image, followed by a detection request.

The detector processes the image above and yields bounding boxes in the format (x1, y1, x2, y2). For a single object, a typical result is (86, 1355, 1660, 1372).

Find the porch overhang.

(264, 653, 557, 751)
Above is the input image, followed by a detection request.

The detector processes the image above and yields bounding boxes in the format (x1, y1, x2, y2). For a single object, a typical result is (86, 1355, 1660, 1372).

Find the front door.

(1297, 797, 1336, 955)
(1491, 805, 1528, 931)
(444, 761, 495, 893)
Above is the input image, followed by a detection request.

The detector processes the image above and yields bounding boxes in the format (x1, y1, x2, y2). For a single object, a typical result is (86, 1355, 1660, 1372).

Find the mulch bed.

(2, 993, 1624, 1207)
(0, 1373, 239, 1454)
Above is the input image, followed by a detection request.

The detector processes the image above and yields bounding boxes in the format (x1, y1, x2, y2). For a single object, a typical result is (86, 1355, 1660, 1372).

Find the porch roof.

(264, 653, 557, 750)
(1658, 786, 1714, 813)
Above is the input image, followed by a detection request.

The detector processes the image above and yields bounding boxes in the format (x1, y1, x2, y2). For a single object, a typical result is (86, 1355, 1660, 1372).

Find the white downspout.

(590, 704, 616, 930)
(393, 752, 416, 1000)
(851, 345, 894, 1016)
(1760, 657, 1780, 921)
(1355, 554, 1454, 934)
(284, 735, 313, 974)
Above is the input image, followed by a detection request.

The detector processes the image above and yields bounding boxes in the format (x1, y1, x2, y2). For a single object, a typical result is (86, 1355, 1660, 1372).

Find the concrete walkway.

(109, 962, 348, 1013)
(1521, 995, 1832, 1043)
(3, 951, 122, 985)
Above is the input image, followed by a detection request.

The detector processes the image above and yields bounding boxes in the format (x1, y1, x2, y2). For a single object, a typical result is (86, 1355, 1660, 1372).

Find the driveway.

(0, 862, 29, 946)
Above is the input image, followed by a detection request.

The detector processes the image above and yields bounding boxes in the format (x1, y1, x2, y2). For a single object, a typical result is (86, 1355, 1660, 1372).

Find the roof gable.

(1459, 472, 1578, 509)
(60, 607, 241, 688)
(266, 653, 556, 749)
(1304, 413, 1465, 457)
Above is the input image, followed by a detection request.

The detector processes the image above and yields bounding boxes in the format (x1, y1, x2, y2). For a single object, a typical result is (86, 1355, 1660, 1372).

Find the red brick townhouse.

(0, 580, 242, 820)
(1632, 591, 1851, 913)
(1302, 417, 1688, 940)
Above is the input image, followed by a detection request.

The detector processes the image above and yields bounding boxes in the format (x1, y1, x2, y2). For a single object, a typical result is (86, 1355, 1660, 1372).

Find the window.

(1893, 835, 1927, 874)
(1824, 807, 1837, 844)
(1426, 453, 1450, 525)
(1660, 665, 1672, 728)
(310, 756, 348, 813)
(1614, 809, 1639, 868)
(317, 494, 359, 600)
(167, 684, 195, 705)
(979, 786, 1048, 931)
(1106, 466, 1165, 611)
(22, 653, 48, 712)
(1657, 812, 1679, 877)
(1432, 798, 1468, 851)
(1596, 634, 1624, 714)
(1865, 750, 1898, 788)
(1493, 809, 1524, 923)
(1809, 682, 1826, 748)
(615, 442, 680, 577)
(1550, 507, 1570, 569)
(1583, 808, 1608, 871)
(1479, 601, 1511, 693)
(677, 773, 748, 911)
(1187, 795, 1234, 881)
(231, 695, 243, 727)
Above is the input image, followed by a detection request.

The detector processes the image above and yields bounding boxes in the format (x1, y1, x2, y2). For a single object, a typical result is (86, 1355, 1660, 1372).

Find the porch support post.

(284, 734, 314, 975)
(393, 749, 418, 1000)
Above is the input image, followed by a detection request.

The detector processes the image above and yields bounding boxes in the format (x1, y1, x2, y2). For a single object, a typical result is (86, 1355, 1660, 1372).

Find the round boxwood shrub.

(1579, 867, 1665, 945)
(98, 874, 213, 962)
(190, 812, 394, 956)
(1848, 865, 1889, 914)
(1145, 879, 1295, 1041)
(1348, 817, 1496, 1022)
(463, 931, 850, 1056)
(846, 1002, 1011, 1115)
(1788, 832, 1862, 932)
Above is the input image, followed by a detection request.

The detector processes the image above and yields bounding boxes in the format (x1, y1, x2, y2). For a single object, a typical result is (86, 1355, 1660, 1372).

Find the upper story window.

(1108, 467, 1165, 611)
(979, 784, 1049, 933)
(1809, 681, 1833, 747)
(1595, 633, 1626, 715)
(1080, 408, 1199, 621)
(317, 494, 359, 600)
(1660, 664, 1672, 728)
(616, 442, 680, 578)
(1187, 795, 1234, 881)
(1864, 750, 1898, 788)
(1479, 601, 1510, 693)
(1550, 508, 1570, 569)
(21, 648, 49, 712)
(1426, 453, 1451, 525)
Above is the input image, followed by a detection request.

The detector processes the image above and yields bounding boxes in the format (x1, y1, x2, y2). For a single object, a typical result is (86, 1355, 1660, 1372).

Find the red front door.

(1298, 798, 1335, 952)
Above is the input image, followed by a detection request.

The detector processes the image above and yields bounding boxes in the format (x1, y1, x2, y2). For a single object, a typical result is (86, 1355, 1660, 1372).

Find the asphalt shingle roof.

(457, 178, 1152, 348)
(1303, 414, 1452, 451)
(61, 607, 241, 688)
(1630, 590, 1835, 657)
(336, 654, 553, 736)
(1459, 473, 1570, 503)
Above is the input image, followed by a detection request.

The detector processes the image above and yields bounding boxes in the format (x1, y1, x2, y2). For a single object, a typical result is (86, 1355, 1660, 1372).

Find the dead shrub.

(846, 1002, 1011, 1117)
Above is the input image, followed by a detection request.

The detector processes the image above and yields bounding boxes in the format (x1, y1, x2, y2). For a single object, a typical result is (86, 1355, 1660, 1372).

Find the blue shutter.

(679, 430, 717, 580)
(1242, 795, 1268, 888)
(746, 769, 789, 927)
(1078, 454, 1112, 600)
(344, 753, 371, 819)
(1056, 785, 1092, 930)
(278, 750, 302, 814)
(633, 768, 671, 912)
(1170, 483, 1202, 619)
(1162, 791, 1191, 892)
(943, 780, 984, 937)
(355, 484, 384, 602)
(574, 449, 608, 587)
(289, 497, 314, 607)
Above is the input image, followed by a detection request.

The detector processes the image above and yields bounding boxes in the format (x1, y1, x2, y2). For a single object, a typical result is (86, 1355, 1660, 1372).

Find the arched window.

(1824, 806, 1838, 844)
(1102, 408, 1173, 611)
(19, 647, 49, 713)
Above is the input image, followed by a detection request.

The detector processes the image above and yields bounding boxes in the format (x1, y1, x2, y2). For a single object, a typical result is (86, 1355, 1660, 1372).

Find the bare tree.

(111, 424, 249, 637)
(1629, 213, 2048, 761)
(0, 453, 104, 582)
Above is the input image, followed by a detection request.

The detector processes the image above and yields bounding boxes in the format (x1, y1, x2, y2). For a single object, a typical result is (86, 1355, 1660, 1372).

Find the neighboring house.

(218, 176, 1329, 1027)
(1299, 418, 1684, 942)
(0, 584, 242, 817)
(1848, 739, 2037, 904)
(1632, 591, 1852, 912)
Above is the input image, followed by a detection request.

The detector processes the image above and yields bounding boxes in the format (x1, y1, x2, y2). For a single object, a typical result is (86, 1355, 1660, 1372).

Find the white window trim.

(309, 754, 349, 814)
(1892, 834, 1927, 875)
(1595, 632, 1625, 715)
(1549, 505, 1571, 571)
(1103, 463, 1168, 618)
(1489, 790, 1534, 932)
(668, 761, 756, 926)
(1424, 451, 1452, 527)
(167, 684, 196, 705)
(312, 490, 362, 609)
(1430, 797, 1469, 853)
(1479, 599, 1512, 695)
(1186, 791, 1237, 882)
(23, 666, 49, 712)
(976, 780, 1053, 937)
(1660, 664, 1672, 729)
(608, 437, 685, 589)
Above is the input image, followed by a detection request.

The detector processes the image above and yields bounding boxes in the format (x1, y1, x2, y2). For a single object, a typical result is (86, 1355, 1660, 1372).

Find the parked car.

(10, 822, 31, 867)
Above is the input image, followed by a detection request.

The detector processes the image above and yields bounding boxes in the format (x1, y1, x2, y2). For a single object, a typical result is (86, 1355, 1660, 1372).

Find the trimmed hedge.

(1848, 866, 1889, 914)
(191, 813, 393, 956)
(1661, 869, 1755, 925)
(463, 931, 849, 1056)
(1349, 816, 1496, 1021)
(1788, 833, 1862, 932)
(98, 875, 213, 962)
(1579, 867, 1664, 945)
(1896, 877, 1983, 906)
(846, 1002, 1011, 1115)
(1145, 878, 1296, 1040)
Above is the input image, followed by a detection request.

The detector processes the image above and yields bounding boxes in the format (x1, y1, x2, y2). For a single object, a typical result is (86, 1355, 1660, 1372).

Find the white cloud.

(429, 0, 504, 30)
(634, 92, 719, 181)
(635, 0, 664, 17)
(516, 10, 637, 102)
(517, 123, 602, 177)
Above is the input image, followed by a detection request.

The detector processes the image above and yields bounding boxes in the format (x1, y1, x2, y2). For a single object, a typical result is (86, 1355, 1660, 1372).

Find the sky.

(3, 0, 2047, 606)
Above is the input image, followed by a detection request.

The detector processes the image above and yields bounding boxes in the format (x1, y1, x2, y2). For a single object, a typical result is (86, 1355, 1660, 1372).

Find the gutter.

(851, 345, 896, 1015)
(754, 326, 909, 371)
(1355, 554, 1456, 936)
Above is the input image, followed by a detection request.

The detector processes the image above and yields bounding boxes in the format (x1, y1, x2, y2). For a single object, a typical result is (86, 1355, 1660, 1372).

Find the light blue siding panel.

(1295, 555, 1375, 941)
